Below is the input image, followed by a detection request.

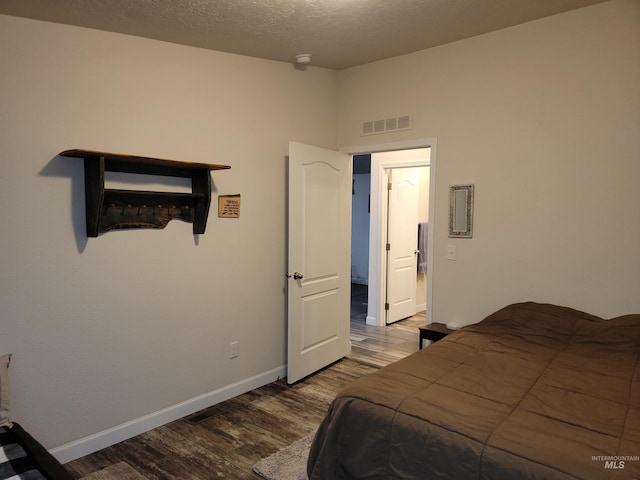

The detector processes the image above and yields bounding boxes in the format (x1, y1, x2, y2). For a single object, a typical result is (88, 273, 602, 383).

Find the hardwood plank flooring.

(348, 282, 423, 367)
(65, 293, 424, 479)
(348, 311, 423, 367)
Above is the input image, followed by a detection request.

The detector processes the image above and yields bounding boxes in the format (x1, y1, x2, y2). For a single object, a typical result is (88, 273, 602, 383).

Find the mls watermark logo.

(605, 459, 624, 470)
(592, 455, 639, 471)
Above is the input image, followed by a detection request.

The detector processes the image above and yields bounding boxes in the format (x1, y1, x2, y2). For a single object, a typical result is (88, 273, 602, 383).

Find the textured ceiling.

(0, 0, 607, 70)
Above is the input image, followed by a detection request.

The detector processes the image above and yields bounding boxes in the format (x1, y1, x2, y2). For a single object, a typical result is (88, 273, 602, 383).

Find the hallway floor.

(348, 283, 425, 368)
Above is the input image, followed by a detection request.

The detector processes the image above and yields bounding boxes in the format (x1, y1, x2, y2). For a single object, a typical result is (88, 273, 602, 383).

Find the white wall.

(351, 173, 370, 284)
(338, 0, 640, 325)
(0, 15, 338, 454)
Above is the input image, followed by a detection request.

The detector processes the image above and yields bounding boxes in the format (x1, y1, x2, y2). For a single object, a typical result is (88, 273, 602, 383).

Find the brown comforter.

(308, 302, 640, 479)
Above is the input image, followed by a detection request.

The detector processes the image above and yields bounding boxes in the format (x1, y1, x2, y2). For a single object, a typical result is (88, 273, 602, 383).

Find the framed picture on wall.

(448, 184, 474, 238)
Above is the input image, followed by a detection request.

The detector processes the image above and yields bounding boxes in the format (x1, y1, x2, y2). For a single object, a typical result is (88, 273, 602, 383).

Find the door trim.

(341, 138, 437, 327)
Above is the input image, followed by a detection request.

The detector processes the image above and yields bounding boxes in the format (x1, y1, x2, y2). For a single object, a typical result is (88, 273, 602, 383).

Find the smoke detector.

(295, 54, 312, 65)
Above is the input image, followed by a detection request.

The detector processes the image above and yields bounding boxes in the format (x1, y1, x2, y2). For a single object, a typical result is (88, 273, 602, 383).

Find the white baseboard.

(51, 364, 287, 464)
(416, 303, 426, 312)
(366, 315, 380, 326)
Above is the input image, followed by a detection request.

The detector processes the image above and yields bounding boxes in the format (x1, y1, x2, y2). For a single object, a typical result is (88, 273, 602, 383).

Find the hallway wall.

(351, 173, 371, 284)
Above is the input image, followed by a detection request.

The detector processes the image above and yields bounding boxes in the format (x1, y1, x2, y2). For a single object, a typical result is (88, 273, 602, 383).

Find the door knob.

(293, 272, 304, 280)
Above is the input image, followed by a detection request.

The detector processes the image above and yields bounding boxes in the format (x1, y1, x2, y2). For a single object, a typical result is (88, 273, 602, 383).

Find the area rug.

(80, 461, 149, 480)
(252, 432, 315, 480)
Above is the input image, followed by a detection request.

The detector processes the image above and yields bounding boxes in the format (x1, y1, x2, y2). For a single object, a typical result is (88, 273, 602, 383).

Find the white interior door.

(287, 142, 352, 384)
(386, 168, 419, 324)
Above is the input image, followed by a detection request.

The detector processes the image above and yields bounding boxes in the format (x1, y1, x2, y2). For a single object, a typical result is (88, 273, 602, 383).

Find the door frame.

(341, 138, 436, 327)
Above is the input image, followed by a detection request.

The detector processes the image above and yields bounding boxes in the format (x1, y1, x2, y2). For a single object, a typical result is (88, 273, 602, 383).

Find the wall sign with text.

(218, 194, 241, 218)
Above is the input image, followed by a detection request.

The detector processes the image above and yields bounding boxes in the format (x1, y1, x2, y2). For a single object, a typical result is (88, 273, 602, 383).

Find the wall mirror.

(449, 184, 474, 238)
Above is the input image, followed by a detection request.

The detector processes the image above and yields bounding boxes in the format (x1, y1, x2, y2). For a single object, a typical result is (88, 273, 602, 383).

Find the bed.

(308, 302, 640, 479)
(0, 354, 74, 480)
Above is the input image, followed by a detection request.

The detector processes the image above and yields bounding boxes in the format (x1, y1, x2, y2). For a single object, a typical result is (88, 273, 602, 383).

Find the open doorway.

(350, 148, 431, 327)
(286, 139, 435, 380)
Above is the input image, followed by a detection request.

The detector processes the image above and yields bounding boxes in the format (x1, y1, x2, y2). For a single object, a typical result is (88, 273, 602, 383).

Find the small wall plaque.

(218, 194, 241, 218)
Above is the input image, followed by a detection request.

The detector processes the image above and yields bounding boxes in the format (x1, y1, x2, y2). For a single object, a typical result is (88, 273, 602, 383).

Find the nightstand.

(419, 323, 455, 349)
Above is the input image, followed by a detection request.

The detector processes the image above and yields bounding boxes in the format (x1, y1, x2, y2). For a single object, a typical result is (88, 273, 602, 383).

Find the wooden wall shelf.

(60, 149, 230, 237)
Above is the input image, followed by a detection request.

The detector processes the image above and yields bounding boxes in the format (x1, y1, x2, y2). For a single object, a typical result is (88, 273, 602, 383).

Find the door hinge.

(385, 302, 390, 310)
(386, 243, 391, 251)
(387, 182, 392, 191)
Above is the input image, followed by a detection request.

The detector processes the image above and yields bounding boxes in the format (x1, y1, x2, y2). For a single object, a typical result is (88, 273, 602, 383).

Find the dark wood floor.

(348, 283, 424, 367)
(65, 285, 423, 479)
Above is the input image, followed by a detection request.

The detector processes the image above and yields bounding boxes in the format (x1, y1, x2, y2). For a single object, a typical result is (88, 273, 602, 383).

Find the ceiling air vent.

(361, 113, 412, 136)
(397, 115, 411, 130)
(362, 121, 374, 135)
(385, 117, 397, 131)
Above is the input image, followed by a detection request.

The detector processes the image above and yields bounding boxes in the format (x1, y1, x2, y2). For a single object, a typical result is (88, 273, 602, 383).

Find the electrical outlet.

(446, 245, 456, 261)
(229, 341, 239, 359)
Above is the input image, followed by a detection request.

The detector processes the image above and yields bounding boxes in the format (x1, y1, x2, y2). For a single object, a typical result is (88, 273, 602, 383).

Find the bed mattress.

(308, 302, 640, 479)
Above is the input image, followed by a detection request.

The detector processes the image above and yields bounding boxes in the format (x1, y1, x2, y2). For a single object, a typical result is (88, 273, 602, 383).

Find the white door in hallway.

(287, 142, 352, 384)
(386, 168, 419, 324)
